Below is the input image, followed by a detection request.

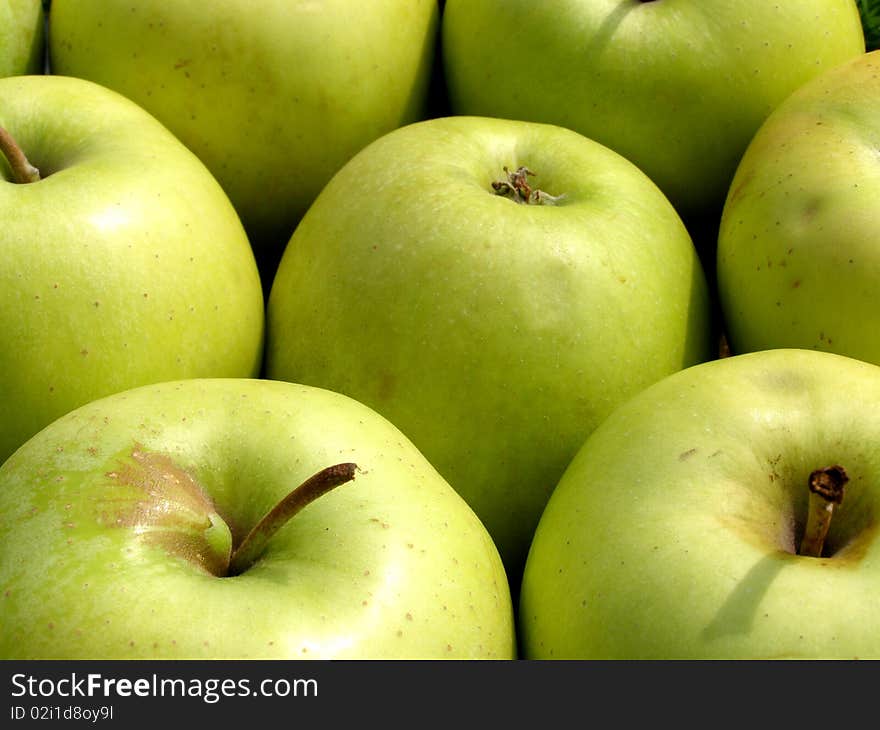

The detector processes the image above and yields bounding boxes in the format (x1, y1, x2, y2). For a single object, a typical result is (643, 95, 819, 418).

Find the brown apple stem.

(491, 165, 566, 205)
(799, 465, 848, 557)
(228, 461, 358, 575)
(0, 124, 40, 183)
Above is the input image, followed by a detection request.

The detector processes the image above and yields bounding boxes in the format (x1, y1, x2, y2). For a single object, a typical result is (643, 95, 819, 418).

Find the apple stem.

(492, 166, 566, 205)
(798, 465, 848, 558)
(227, 461, 358, 575)
(0, 124, 41, 184)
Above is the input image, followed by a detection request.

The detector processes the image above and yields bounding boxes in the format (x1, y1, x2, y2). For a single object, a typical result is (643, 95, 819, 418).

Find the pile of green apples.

(2, 0, 880, 660)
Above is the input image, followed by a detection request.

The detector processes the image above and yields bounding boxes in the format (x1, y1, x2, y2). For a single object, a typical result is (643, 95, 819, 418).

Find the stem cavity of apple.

(106, 446, 357, 578)
(0, 124, 40, 184)
(492, 166, 566, 205)
(799, 465, 848, 558)
(227, 461, 358, 576)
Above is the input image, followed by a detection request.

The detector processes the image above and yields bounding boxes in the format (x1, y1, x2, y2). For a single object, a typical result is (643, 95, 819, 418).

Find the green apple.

(0, 0, 44, 77)
(265, 114, 715, 585)
(442, 0, 866, 224)
(520, 348, 880, 659)
(717, 50, 880, 367)
(47, 0, 440, 284)
(0, 377, 516, 659)
(0, 74, 264, 465)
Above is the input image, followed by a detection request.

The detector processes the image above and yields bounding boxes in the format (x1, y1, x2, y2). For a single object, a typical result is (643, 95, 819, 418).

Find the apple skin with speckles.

(47, 0, 440, 280)
(442, 0, 865, 222)
(717, 50, 880, 366)
(520, 348, 880, 659)
(265, 114, 714, 587)
(0, 74, 264, 465)
(0, 377, 516, 659)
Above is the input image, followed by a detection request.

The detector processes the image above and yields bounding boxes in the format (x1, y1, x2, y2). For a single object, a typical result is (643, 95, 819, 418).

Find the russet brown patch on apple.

(103, 445, 214, 525)
(99, 444, 230, 576)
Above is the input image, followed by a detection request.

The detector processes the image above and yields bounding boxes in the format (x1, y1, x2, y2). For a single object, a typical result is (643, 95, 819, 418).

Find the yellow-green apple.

(442, 0, 866, 224)
(0, 377, 516, 659)
(521, 348, 880, 659)
(0, 74, 264, 465)
(47, 0, 440, 285)
(717, 50, 880, 367)
(265, 114, 715, 585)
(0, 0, 44, 77)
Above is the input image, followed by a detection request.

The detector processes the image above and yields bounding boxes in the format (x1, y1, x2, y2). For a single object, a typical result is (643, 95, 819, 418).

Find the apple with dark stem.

(0, 74, 265, 464)
(0, 377, 516, 659)
(265, 114, 715, 587)
(442, 0, 866, 225)
(520, 348, 880, 659)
